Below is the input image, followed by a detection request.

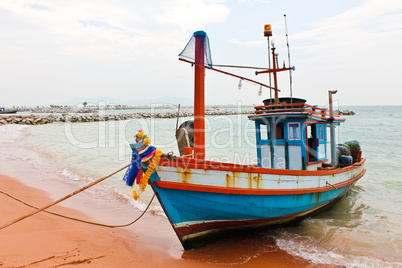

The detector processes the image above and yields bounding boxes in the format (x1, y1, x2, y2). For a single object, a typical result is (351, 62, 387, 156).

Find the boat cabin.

(249, 98, 344, 170)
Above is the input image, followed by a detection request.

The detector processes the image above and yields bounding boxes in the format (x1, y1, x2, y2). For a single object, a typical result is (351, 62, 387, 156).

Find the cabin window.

(307, 125, 313, 139)
(307, 124, 317, 161)
(318, 125, 325, 140)
(274, 123, 284, 140)
(259, 123, 269, 140)
(288, 122, 301, 140)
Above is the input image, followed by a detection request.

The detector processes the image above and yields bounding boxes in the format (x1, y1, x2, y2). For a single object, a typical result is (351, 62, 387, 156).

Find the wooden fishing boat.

(0, 107, 17, 114)
(143, 26, 366, 250)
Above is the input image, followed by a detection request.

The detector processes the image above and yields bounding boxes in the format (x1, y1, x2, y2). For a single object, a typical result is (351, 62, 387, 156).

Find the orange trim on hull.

(307, 159, 328, 166)
(159, 157, 366, 176)
(154, 169, 366, 195)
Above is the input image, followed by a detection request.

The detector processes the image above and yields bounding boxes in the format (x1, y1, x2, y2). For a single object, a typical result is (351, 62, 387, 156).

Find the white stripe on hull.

(156, 164, 364, 191)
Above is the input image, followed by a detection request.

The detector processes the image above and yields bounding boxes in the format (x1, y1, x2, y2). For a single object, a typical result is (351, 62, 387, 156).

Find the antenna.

(284, 14, 293, 103)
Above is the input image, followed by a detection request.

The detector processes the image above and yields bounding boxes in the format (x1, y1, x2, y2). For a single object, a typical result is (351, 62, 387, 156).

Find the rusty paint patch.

(226, 172, 239, 187)
(232, 172, 240, 187)
(181, 168, 192, 183)
(247, 173, 252, 188)
(226, 173, 233, 187)
(315, 192, 322, 204)
(297, 176, 302, 184)
(330, 174, 335, 184)
(253, 174, 262, 189)
(232, 172, 240, 180)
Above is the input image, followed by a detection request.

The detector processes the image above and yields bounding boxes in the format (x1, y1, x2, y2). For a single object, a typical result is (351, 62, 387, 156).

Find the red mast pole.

(271, 46, 279, 103)
(194, 31, 206, 159)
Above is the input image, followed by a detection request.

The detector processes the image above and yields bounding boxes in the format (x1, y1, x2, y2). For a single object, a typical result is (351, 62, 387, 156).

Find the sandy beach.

(0, 175, 171, 267)
(0, 172, 317, 267)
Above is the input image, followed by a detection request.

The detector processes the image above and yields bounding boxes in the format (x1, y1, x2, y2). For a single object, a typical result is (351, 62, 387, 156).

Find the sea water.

(1, 106, 401, 267)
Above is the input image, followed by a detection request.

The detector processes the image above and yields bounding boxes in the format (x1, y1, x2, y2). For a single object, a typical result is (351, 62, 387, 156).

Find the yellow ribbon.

(133, 149, 163, 200)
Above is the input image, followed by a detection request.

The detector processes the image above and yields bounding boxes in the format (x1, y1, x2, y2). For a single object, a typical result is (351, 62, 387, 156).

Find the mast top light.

(264, 24, 272, 37)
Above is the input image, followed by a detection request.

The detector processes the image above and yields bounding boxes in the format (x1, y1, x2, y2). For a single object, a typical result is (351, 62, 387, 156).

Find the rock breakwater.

(339, 110, 355, 115)
(0, 110, 254, 126)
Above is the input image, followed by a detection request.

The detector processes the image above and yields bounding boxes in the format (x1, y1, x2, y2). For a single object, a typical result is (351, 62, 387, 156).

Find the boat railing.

(253, 102, 341, 120)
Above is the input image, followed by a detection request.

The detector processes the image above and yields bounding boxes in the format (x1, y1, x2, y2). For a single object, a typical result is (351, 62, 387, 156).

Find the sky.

(1, 0, 402, 107)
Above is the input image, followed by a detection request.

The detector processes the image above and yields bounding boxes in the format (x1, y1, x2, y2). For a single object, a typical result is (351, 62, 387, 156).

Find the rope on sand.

(0, 190, 155, 228)
(0, 164, 155, 230)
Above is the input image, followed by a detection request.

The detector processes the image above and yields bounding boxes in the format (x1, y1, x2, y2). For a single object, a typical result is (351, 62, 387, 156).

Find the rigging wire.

(179, 58, 279, 91)
(212, 64, 267, 70)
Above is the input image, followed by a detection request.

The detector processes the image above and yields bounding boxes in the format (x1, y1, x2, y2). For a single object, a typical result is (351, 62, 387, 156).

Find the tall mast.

(193, 31, 206, 159)
(264, 24, 273, 104)
(257, 24, 294, 104)
(271, 45, 279, 103)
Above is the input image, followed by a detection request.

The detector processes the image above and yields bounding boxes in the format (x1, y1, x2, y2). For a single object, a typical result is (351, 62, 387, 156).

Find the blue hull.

(149, 172, 355, 250)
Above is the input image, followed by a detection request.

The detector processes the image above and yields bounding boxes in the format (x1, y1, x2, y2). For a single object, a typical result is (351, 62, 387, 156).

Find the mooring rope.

(0, 164, 155, 230)
(0, 190, 155, 228)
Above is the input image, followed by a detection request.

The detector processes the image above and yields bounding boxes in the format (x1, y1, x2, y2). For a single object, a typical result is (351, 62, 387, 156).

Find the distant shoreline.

(0, 104, 355, 125)
(8, 104, 255, 114)
(0, 108, 255, 125)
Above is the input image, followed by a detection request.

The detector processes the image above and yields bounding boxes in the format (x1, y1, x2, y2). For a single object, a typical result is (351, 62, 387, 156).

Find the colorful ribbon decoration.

(122, 130, 157, 187)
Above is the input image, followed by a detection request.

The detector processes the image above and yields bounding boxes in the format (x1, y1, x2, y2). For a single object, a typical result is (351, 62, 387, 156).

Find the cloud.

(238, 0, 270, 3)
(77, 20, 123, 31)
(0, 0, 233, 106)
(0, 0, 231, 60)
(0, 1, 154, 62)
(154, 0, 230, 31)
(287, 0, 402, 105)
(292, 0, 402, 58)
(228, 38, 264, 47)
(26, 3, 51, 11)
(1, 1, 141, 37)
